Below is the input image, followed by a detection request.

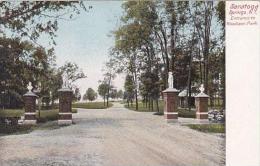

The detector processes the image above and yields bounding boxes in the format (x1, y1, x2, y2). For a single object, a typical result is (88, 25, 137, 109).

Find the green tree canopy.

(84, 88, 97, 102)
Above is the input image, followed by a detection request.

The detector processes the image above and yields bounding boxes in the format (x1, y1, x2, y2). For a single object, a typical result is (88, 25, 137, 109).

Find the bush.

(186, 124, 225, 133)
(0, 124, 33, 135)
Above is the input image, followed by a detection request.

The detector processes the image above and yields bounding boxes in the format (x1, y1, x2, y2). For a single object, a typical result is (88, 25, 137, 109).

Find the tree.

(0, 2, 88, 44)
(0, 2, 89, 109)
(117, 90, 123, 99)
(110, 88, 117, 100)
(111, 1, 225, 111)
(72, 87, 81, 102)
(98, 83, 109, 106)
(59, 62, 86, 88)
(124, 74, 135, 107)
(102, 57, 117, 106)
(113, 1, 160, 110)
(84, 88, 97, 102)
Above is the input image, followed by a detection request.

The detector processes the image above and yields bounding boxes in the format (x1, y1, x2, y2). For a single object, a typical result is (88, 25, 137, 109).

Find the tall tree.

(124, 74, 135, 107)
(59, 62, 86, 89)
(84, 88, 97, 102)
(98, 82, 109, 106)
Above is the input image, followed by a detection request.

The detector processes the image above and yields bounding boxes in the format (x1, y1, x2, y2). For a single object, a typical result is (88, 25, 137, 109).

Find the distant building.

(178, 88, 197, 108)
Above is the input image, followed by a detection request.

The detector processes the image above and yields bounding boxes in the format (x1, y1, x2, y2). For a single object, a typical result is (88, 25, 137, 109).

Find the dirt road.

(0, 103, 225, 166)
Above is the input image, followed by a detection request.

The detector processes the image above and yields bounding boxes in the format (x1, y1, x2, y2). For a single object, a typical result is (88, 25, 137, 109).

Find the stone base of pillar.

(24, 120, 37, 125)
(165, 119, 178, 123)
(58, 112, 72, 125)
(58, 119, 72, 125)
(164, 112, 178, 123)
(196, 112, 208, 119)
(164, 112, 178, 120)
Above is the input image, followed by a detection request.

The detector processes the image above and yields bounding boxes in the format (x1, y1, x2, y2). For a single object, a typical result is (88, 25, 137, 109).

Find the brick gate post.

(195, 84, 209, 120)
(23, 82, 38, 124)
(58, 87, 73, 125)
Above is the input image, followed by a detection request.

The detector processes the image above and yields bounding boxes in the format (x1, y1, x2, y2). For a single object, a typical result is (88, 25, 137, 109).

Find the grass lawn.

(0, 121, 70, 136)
(125, 101, 196, 118)
(185, 124, 225, 133)
(125, 101, 164, 112)
(0, 108, 78, 135)
(0, 108, 78, 123)
(72, 102, 113, 109)
(0, 109, 24, 117)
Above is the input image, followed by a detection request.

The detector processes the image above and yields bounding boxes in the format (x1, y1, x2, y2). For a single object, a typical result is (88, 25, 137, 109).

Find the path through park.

(0, 103, 225, 166)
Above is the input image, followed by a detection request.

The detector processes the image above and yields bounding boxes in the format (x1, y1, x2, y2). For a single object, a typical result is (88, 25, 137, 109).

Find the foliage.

(98, 83, 109, 100)
(84, 88, 97, 101)
(185, 124, 225, 133)
(112, 1, 225, 109)
(124, 74, 135, 104)
(117, 90, 124, 99)
(0, 124, 33, 135)
(72, 87, 81, 102)
(0, 2, 88, 109)
(0, 1, 88, 44)
(59, 62, 86, 89)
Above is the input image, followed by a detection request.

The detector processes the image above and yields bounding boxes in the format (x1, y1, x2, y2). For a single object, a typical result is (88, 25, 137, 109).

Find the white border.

(226, 1, 260, 165)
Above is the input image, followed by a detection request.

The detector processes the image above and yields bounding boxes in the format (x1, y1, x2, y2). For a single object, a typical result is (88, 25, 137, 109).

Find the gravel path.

(0, 103, 225, 166)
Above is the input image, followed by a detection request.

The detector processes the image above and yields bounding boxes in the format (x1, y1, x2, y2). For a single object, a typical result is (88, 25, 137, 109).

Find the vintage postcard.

(0, 1, 259, 166)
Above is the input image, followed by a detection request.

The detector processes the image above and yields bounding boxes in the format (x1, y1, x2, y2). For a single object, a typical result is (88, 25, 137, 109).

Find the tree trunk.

(107, 74, 112, 107)
(151, 99, 154, 112)
(133, 65, 138, 111)
(156, 99, 159, 112)
(145, 96, 148, 108)
(148, 97, 151, 111)
(187, 52, 192, 111)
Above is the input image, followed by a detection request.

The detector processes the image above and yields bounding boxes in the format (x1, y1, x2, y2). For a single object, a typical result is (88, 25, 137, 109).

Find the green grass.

(178, 108, 196, 118)
(0, 121, 70, 136)
(0, 108, 77, 135)
(72, 108, 77, 113)
(125, 101, 164, 112)
(72, 102, 113, 109)
(37, 108, 77, 122)
(125, 101, 196, 118)
(0, 108, 78, 123)
(36, 109, 59, 122)
(0, 109, 24, 117)
(185, 124, 225, 133)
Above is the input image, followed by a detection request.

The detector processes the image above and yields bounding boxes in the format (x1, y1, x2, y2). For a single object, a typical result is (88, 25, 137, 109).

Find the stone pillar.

(23, 92, 38, 125)
(163, 88, 179, 122)
(58, 88, 73, 125)
(195, 84, 209, 120)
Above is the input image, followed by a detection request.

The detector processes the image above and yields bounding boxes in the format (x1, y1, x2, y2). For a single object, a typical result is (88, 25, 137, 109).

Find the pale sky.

(52, 1, 125, 97)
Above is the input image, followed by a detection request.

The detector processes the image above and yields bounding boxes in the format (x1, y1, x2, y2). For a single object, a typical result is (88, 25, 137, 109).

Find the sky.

(51, 1, 125, 97)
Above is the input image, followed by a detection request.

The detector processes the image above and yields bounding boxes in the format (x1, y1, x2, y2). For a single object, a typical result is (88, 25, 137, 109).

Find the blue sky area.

(51, 1, 125, 97)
